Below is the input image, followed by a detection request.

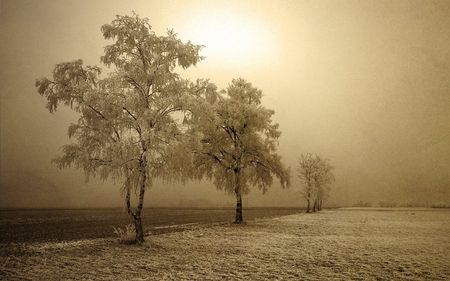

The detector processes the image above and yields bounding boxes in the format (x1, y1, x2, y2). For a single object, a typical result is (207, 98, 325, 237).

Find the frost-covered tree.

(189, 78, 291, 223)
(36, 13, 215, 243)
(312, 157, 335, 211)
(297, 154, 335, 212)
(297, 153, 318, 213)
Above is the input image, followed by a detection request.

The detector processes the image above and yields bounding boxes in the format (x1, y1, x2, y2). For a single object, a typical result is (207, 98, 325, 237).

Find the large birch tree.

(189, 78, 291, 223)
(35, 13, 215, 243)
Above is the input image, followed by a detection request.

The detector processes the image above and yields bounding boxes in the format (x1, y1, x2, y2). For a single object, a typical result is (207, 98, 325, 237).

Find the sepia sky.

(1, 0, 449, 208)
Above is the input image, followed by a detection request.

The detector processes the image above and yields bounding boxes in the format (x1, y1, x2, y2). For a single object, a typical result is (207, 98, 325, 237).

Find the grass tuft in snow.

(113, 224, 136, 244)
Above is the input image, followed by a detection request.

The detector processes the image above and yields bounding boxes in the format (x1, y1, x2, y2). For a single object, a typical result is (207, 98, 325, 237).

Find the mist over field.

(1, 0, 449, 209)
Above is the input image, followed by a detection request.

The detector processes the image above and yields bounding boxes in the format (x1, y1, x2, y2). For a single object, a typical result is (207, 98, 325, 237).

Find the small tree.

(297, 153, 318, 213)
(36, 13, 211, 243)
(312, 157, 335, 211)
(189, 78, 291, 223)
(297, 154, 335, 212)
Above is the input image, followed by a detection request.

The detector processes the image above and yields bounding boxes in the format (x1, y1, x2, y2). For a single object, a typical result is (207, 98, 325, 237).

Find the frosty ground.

(1, 209, 449, 280)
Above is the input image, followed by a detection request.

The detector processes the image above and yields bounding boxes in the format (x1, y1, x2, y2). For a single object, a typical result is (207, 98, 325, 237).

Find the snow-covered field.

(1, 208, 449, 280)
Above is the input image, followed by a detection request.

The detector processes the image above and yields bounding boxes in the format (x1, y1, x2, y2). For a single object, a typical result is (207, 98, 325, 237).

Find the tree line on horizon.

(36, 13, 335, 243)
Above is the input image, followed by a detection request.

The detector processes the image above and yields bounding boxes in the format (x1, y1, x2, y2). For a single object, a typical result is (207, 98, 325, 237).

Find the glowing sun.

(180, 4, 276, 66)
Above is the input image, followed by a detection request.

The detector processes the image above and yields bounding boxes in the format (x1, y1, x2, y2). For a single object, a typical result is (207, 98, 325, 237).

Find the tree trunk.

(235, 192, 243, 223)
(125, 167, 147, 243)
(234, 169, 244, 223)
(134, 215, 144, 243)
(318, 199, 322, 211)
(313, 199, 317, 212)
(306, 187, 311, 213)
(134, 169, 147, 243)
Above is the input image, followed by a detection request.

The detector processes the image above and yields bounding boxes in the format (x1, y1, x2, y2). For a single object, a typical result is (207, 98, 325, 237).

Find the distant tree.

(312, 157, 335, 211)
(35, 13, 215, 243)
(297, 153, 318, 213)
(188, 78, 291, 223)
(297, 154, 334, 212)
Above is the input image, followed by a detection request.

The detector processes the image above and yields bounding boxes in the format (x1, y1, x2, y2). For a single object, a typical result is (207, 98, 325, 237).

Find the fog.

(1, 0, 449, 209)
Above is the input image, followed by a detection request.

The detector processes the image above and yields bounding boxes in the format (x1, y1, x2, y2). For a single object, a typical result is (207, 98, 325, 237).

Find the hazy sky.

(1, 0, 449, 208)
